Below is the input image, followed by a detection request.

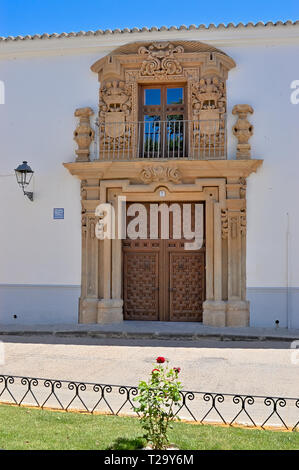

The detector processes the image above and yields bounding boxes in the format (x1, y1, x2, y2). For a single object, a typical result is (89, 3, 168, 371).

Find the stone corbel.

(74, 107, 94, 162)
(232, 104, 254, 160)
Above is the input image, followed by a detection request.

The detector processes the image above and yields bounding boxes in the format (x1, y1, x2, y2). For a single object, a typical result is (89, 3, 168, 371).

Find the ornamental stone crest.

(192, 76, 226, 128)
(140, 166, 182, 184)
(138, 42, 184, 77)
(99, 80, 132, 115)
(191, 76, 226, 155)
(98, 80, 133, 148)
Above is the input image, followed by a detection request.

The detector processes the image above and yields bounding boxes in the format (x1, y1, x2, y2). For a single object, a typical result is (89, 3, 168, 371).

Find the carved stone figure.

(232, 104, 254, 159)
(100, 80, 132, 113)
(73, 107, 94, 162)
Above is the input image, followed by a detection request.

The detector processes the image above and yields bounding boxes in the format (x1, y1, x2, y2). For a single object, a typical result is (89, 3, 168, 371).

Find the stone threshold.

(0, 322, 298, 342)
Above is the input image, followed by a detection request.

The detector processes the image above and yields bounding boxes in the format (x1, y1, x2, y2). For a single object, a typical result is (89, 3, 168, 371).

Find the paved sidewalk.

(0, 321, 299, 341)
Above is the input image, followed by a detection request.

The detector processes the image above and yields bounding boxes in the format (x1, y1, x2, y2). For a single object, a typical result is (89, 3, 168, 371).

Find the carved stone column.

(97, 186, 123, 323)
(202, 187, 226, 327)
(232, 104, 254, 160)
(73, 107, 94, 162)
(79, 178, 100, 323)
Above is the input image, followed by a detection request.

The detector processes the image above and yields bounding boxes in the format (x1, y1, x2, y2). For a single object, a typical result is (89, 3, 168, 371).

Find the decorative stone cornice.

(64, 159, 263, 181)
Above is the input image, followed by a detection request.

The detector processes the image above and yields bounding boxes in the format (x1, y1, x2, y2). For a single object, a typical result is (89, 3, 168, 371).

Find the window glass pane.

(144, 88, 161, 105)
(167, 114, 183, 121)
(167, 88, 183, 105)
(144, 116, 161, 134)
(166, 115, 185, 156)
(143, 116, 161, 157)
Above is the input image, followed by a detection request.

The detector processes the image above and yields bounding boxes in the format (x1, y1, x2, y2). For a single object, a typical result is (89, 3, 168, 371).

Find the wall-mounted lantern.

(14, 161, 34, 201)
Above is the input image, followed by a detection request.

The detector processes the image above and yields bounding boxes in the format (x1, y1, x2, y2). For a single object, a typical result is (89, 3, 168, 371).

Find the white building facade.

(0, 21, 299, 328)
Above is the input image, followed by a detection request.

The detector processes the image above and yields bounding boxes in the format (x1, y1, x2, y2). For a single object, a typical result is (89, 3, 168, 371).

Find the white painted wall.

(0, 27, 299, 327)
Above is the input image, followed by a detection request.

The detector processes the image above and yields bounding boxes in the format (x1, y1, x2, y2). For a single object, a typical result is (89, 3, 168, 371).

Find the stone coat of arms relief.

(99, 80, 133, 148)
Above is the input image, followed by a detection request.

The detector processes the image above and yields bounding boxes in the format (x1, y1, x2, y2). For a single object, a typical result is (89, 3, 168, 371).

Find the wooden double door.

(122, 202, 205, 322)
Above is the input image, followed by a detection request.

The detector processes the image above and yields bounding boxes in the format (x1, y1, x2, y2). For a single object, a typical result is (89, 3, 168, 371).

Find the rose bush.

(133, 356, 182, 450)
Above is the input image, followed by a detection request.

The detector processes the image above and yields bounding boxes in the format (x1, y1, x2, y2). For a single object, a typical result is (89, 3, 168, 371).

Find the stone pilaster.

(202, 189, 226, 327)
(79, 178, 100, 323)
(225, 177, 249, 326)
(96, 189, 123, 323)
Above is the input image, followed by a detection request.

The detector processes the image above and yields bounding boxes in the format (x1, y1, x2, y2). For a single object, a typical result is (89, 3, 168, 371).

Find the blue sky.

(1, 0, 299, 37)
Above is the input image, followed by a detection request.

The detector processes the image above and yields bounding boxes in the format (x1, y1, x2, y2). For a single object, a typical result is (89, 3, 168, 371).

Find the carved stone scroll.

(138, 42, 184, 77)
(140, 166, 181, 184)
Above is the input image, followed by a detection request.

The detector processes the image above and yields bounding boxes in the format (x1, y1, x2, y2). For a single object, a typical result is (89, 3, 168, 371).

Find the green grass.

(0, 404, 298, 450)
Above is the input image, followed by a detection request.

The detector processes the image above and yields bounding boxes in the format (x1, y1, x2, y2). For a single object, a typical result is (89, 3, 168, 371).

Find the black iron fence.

(0, 374, 298, 430)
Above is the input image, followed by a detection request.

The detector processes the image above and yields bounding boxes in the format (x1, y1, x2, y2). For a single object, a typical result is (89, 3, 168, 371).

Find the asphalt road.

(0, 335, 297, 397)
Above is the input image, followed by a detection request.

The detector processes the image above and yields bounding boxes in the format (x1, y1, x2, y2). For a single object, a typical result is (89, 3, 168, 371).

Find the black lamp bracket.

(24, 191, 33, 202)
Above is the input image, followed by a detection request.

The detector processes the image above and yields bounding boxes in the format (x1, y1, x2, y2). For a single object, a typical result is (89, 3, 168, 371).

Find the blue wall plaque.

(53, 208, 64, 219)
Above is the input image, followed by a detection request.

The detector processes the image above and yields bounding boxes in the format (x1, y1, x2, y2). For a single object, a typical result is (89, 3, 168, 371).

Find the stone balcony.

(95, 117, 227, 161)
(72, 108, 229, 163)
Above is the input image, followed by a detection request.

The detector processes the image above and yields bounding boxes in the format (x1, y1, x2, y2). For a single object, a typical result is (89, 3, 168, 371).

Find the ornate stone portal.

(65, 40, 263, 327)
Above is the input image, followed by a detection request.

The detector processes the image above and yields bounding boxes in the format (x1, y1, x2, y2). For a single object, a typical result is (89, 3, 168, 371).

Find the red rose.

(152, 368, 160, 373)
(156, 356, 166, 363)
(174, 367, 181, 373)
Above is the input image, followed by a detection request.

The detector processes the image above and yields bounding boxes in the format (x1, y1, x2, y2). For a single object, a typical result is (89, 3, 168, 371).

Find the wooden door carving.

(123, 202, 205, 321)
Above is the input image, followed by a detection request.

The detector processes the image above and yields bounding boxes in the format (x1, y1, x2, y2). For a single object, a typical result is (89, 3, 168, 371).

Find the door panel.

(123, 240, 160, 321)
(123, 202, 205, 321)
(168, 250, 205, 322)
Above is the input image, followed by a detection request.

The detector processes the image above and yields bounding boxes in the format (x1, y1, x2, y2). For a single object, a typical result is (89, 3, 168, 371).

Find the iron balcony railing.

(95, 118, 227, 161)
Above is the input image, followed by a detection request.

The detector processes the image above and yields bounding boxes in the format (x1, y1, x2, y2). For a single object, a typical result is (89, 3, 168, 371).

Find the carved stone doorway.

(122, 201, 205, 321)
